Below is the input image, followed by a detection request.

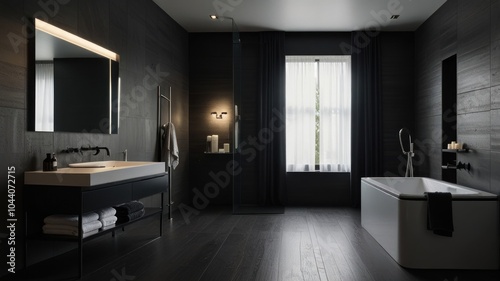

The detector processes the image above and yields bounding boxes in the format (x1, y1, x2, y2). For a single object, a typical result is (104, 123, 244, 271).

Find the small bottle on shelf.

(207, 135, 212, 153)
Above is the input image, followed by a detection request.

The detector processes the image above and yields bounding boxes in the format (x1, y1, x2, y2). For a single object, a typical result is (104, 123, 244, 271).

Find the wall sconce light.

(211, 112, 227, 119)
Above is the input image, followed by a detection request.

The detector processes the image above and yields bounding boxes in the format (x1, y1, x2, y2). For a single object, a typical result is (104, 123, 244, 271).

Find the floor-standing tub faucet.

(399, 128, 414, 177)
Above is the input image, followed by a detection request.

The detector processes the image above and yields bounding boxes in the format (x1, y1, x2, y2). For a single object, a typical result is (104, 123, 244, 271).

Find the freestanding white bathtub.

(361, 177, 499, 269)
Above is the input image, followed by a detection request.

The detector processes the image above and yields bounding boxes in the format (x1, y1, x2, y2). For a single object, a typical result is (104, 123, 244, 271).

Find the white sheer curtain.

(319, 56, 351, 172)
(286, 56, 351, 172)
(286, 56, 316, 171)
(35, 63, 54, 132)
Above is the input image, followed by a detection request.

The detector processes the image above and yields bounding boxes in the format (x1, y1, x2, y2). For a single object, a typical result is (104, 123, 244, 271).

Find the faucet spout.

(80, 145, 110, 156)
(96, 146, 110, 156)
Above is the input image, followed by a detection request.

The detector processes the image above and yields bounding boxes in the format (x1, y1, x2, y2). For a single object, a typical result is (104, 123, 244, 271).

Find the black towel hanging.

(425, 192, 454, 237)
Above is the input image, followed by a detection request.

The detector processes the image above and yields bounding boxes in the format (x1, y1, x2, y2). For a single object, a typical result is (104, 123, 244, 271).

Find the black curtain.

(351, 31, 384, 207)
(258, 32, 286, 206)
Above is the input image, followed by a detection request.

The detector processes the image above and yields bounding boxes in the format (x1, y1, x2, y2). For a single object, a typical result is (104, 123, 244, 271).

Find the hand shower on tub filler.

(399, 128, 414, 177)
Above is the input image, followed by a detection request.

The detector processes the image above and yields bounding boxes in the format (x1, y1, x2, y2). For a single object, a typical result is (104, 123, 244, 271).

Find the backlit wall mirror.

(28, 18, 120, 134)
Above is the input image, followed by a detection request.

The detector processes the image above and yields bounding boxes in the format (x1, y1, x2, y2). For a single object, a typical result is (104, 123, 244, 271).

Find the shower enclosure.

(230, 18, 282, 214)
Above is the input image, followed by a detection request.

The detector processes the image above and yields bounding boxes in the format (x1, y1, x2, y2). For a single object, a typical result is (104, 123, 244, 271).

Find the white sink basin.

(25, 161, 166, 187)
(68, 162, 106, 168)
(67, 161, 153, 168)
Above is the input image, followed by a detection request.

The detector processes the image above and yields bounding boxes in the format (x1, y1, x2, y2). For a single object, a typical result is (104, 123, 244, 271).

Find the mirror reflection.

(30, 19, 120, 134)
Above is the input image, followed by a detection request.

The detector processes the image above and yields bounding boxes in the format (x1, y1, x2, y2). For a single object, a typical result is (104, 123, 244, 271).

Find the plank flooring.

(9, 207, 500, 281)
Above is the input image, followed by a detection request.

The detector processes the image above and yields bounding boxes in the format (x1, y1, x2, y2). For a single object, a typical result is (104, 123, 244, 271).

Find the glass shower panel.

(232, 20, 242, 213)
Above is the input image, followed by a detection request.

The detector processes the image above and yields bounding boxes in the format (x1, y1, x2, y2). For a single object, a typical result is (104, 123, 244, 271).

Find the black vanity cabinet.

(24, 172, 168, 278)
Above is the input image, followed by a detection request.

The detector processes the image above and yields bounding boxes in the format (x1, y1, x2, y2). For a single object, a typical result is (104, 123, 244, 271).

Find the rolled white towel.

(99, 215, 118, 227)
(101, 224, 116, 231)
(44, 212, 99, 227)
(43, 220, 103, 235)
(43, 228, 77, 236)
(96, 207, 116, 219)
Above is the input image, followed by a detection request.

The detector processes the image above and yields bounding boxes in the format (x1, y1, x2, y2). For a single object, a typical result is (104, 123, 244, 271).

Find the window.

(286, 56, 351, 172)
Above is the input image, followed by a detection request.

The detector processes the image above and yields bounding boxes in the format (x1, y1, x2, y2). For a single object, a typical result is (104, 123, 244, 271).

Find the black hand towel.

(114, 201, 144, 216)
(116, 209, 145, 224)
(425, 192, 454, 237)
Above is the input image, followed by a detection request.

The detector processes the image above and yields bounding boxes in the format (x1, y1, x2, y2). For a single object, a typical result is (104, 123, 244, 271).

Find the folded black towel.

(113, 201, 144, 216)
(116, 209, 145, 224)
(425, 192, 454, 237)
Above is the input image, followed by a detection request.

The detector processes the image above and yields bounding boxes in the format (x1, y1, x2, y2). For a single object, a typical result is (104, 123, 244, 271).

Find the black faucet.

(80, 145, 110, 156)
(456, 161, 471, 171)
(62, 147, 82, 154)
(444, 161, 471, 171)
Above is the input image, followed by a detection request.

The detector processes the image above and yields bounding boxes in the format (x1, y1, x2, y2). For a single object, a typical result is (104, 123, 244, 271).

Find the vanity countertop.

(25, 161, 165, 187)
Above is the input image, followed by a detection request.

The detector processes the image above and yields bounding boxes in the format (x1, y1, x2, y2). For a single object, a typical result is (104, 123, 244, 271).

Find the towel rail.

(157, 86, 173, 220)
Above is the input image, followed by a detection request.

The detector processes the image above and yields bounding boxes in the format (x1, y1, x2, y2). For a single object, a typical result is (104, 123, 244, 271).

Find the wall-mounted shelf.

(442, 148, 469, 153)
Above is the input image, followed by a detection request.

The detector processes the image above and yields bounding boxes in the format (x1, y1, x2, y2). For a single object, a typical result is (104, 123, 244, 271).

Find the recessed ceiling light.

(390, 15, 400, 20)
(209, 15, 218, 20)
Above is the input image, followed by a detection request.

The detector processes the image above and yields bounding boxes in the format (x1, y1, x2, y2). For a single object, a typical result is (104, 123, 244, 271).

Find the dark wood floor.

(9, 207, 500, 281)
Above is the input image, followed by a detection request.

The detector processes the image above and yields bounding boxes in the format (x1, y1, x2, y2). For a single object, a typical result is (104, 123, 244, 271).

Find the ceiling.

(153, 0, 446, 33)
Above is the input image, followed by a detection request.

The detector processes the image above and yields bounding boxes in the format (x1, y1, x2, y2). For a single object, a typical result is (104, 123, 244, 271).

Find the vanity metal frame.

(24, 172, 168, 278)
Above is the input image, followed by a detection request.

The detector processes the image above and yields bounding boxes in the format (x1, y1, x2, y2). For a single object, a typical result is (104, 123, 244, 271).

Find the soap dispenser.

(51, 153, 58, 171)
(43, 153, 52, 171)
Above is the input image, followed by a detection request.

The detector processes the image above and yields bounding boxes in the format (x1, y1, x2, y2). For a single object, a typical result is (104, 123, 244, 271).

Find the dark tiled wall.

(189, 32, 234, 206)
(379, 32, 415, 176)
(188, 32, 261, 206)
(415, 0, 500, 193)
(0, 0, 189, 270)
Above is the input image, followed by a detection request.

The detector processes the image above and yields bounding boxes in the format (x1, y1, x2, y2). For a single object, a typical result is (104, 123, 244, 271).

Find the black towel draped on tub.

(425, 192, 454, 237)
